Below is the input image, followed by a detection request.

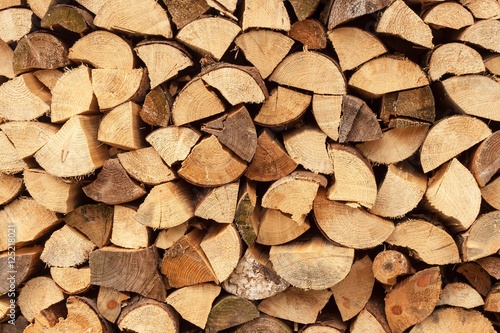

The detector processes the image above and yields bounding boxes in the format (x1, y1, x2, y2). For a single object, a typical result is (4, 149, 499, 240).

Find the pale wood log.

(27, 0, 56, 18)
(302, 325, 343, 333)
(470, 131, 500, 187)
(0, 198, 59, 252)
(155, 223, 188, 250)
(17, 276, 64, 322)
(485, 283, 500, 313)
(234, 314, 292, 333)
(482, 176, 500, 210)
(234, 29, 294, 79)
(242, 0, 290, 31)
(195, 182, 238, 223)
(223, 245, 289, 300)
(140, 85, 173, 127)
(254, 86, 311, 128)
(177, 16, 240, 61)
(135, 181, 194, 229)
(269, 237, 355, 290)
(461, 211, 500, 261)
(420, 115, 491, 173)
(26, 300, 67, 330)
(327, 144, 377, 208)
(376, 0, 433, 49)
(370, 163, 427, 218)
(146, 126, 201, 166)
(460, 0, 500, 19)
(69, 31, 134, 69)
(24, 168, 82, 214)
(0, 121, 58, 158)
(171, 77, 225, 125)
(202, 105, 257, 162)
(162, 0, 209, 29)
(348, 56, 429, 98)
(428, 43, 485, 81)
(0, 295, 10, 322)
(386, 219, 460, 264)
(258, 287, 331, 324)
(82, 158, 146, 205)
(332, 256, 374, 321)
(477, 256, 500, 280)
(372, 250, 414, 286)
(262, 171, 326, 221)
(437, 282, 484, 308)
(380, 86, 435, 125)
(321, 0, 394, 29)
(110, 205, 149, 249)
(233, 180, 259, 246)
(485, 55, 500, 75)
(0, 0, 23, 10)
(0, 131, 30, 174)
(178, 135, 247, 187)
(270, 51, 345, 95)
(422, 2, 474, 29)
(91, 246, 166, 301)
(166, 283, 221, 329)
(257, 208, 310, 246)
(206, 295, 259, 332)
(161, 229, 218, 288)
(135, 41, 193, 88)
(350, 306, 390, 333)
(206, 0, 238, 19)
(385, 267, 441, 333)
(34, 115, 109, 177)
(32, 69, 63, 91)
(457, 262, 492, 296)
(201, 63, 268, 105)
(96, 287, 130, 323)
(284, 124, 333, 174)
(64, 203, 113, 248)
(91, 68, 149, 110)
(458, 19, 500, 53)
(289, 19, 327, 50)
(94, 0, 172, 38)
(0, 39, 14, 79)
(0, 245, 42, 295)
(0, 8, 33, 43)
(410, 307, 495, 333)
(41, 225, 96, 267)
(40, 4, 93, 34)
(424, 158, 481, 232)
(338, 95, 382, 143)
(0, 174, 23, 205)
(50, 266, 91, 295)
(314, 189, 394, 249)
(312, 94, 342, 141)
(0, 73, 51, 121)
(117, 147, 176, 186)
(117, 298, 179, 333)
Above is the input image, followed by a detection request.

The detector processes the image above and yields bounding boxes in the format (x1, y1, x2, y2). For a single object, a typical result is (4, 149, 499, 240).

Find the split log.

(146, 126, 201, 166)
(0, 174, 23, 205)
(477, 256, 500, 280)
(117, 298, 179, 333)
(470, 130, 500, 187)
(485, 55, 500, 75)
(379, 86, 435, 125)
(27, 0, 57, 19)
(110, 205, 149, 249)
(410, 307, 495, 333)
(234, 314, 292, 333)
(205, 295, 260, 332)
(50, 266, 91, 295)
(457, 19, 500, 53)
(288, 19, 327, 50)
(338, 95, 382, 143)
(321, 0, 394, 29)
(96, 287, 130, 323)
(17, 276, 65, 322)
(162, 0, 209, 29)
(0, 245, 43, 294)
(311, 94, 343, 141)
(64, 203, 113, 248)
(155, 223, 188, 250)
(206, 0, 238, 19)
(461, 211, 500, 261)
(484, 283, 500, 313)
(140, 86, 173, 127)
(0, 131, 31, 174)
(456, 262, 492, 296)
(460, 0, 500, 19)
(256, 208, 310, 246)
(481, 176, 500, 210)
(241, 0, 290, 31)
(0, 39, 14, 79)
(372, 250, 414, 286)
(40, 4, 93, 34)
(0, 8, 33, 43)
(427, 43, 485, 81)
(422, 2, 474, 29)
(437, 282, 484, 308)
(117, 147, 176, 186)
(0, 121, 58, 159)
(350, 302, 391, 333)
(32, 69, 62, 91)
(0, 0, 23, 10)
(233, 179, 259, 246)
(194, 182, 239, 223)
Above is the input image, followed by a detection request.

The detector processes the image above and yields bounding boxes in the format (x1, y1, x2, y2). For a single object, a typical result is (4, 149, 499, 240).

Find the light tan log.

(24, 168, 82, 214)
(0, 131, 31, 174)
(437, 282, 484, 308)
(27, 0, 57, 18)
(289, 19, 327, 50)
(206, 0, 238, 18)
(254, 86, 311, 128)
(386, 220, 460, 264)
(470, 131, 500, 187)
(241, 0, 290, 31)
(312, 94, 342, 141)
(379, 86, 435, 125)
(258, 287, 331, 324)
(35, 115, 109, 177)
(69, 30, 135, 69)
(155, 223, 188, 250)
(385, 267, 441, 333)
(135, 181, 194, 229)
(457, 19, 500, 53)
(0, 174, 23, 205)
(424, 158, 481, 232)
(482, 176, 500, 210)
(420, 115, 491, 173)
(410, 307, 495, 333)
(0, 121, 58, 159)
(477, 256, 500, 280)
(17, 276, 65, 322)
(372, 250, 414, 286)
(96, 287, 130, 323)
(270, 51, 345, 95)
(257, 208, 310, 246)
(166, 283, 221, 329)
(222, 246, 289, 300)
(0, 0, 23, 10)
(314, 188, 394, 249)
(269, 237, 354, 290)
(439, 75, 500, 121)
(41, 225, 96, 267)
(0, 39, 14, 79)
(195, 182, 238, 223)
(461, 211, 500, 261)
(50, 266, 91, 295)
(457, 262, 492, 296)
(162, 0, 209, 29)
(117, 298, 179, 333)
(135, 41, 193, 88)
(485, 283, 500, 313)
(350, 306, 391, 333)
(332, 256, 374, 321)
(485, 55, 500, 75)
(94, 0, 172, 38)
(0, 73, 51, 121)
(234, 29, 294, 79)
(146, 126, 200, 166)
(422, 2, 474, 29)
(64, 203, 113, 248)
(0, 198, 59, 252)
(0, 8, 33, 43)
(327, 144, 377, 208)
(117, 147, 176, 186)
(32, 69, 63, 91)
(461, 0, 500, 19)
(206, 295, 260, 332)
(234, 314, 293, 333)
(338, 94, 382, 143)
(322, 0, 394, 29)
(110, 205, 149, 249)
(0, 245, 43, 295)
(428, 43, 485, 81)
(348, 56, 429, 98)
